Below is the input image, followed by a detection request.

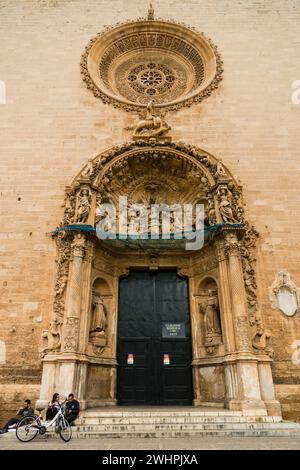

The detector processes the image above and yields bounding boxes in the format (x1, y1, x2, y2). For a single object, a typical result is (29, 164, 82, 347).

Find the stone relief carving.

(252, 319, 273, 357)
(64, 317, 80, 352)
(133, 100, 171, 140)
(269, 271, 299, 317)
(240, 226, 259, 325)
(40, 318, 62, 357)
(61, 188, 76, 226)
(41, 231, 72, 357)
(82, 158, 97, 180)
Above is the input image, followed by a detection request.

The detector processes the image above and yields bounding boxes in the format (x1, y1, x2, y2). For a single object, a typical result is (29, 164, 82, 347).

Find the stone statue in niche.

(217, 186, 236, 224)
(41, 318, 62, 357)
(200, 290, 222, 354)
(133, 100, 171, 140)
(76, 188, 91, 224)
(89, 292, 108, 347)
(91, 293, 107, 332)
(269, 271, 299, 317)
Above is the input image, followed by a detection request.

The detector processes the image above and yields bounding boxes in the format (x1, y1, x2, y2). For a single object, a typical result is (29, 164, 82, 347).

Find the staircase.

(71, 407, 300, 438)
(2, 407, 300, 440)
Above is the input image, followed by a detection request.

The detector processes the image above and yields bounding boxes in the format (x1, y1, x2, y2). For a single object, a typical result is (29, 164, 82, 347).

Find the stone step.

(60, 428, 300, 438)
(2, 422, 300, 440)
(74, 422, 300, 432)
(79, 416, 282, 425)
(82, 410, 245, 418)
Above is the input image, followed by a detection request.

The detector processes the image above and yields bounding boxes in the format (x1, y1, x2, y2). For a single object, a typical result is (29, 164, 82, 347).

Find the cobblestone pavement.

(1, 436, 300, 450)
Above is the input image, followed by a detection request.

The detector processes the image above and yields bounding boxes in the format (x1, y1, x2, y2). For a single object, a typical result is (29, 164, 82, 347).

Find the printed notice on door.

(162, 322, 186, 338)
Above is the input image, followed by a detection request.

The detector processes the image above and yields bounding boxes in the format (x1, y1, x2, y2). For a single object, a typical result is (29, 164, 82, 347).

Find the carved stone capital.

(224, 241, 242, 258)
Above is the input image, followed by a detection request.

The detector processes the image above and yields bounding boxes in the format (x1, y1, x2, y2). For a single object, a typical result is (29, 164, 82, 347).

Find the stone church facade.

(0, 0, 300, 423)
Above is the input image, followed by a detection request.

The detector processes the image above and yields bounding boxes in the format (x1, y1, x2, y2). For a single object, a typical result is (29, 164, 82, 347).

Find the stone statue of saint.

(203, 290, 221, 338)
(218, 187, 236, 224)
(148, 3, 154, 20)
(90, 293, 107, 333)
(76, 188, 91, 223)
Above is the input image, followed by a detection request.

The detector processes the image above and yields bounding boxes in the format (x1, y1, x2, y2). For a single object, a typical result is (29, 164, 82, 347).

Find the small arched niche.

(198, 277, 223, 355)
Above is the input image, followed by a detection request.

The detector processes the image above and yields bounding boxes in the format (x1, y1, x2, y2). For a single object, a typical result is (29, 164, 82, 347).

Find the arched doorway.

(36, 140, 281, 416)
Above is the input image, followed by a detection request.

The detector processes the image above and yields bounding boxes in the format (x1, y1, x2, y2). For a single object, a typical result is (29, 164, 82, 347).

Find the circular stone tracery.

(81, 18, 223, 112)
(126, 62, 177, 100)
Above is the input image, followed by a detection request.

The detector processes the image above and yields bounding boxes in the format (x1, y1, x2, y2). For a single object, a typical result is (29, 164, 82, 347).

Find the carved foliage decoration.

(40, 231, 72, 357)
(64, 317, 80, 352)
(239, 225, 274, 357)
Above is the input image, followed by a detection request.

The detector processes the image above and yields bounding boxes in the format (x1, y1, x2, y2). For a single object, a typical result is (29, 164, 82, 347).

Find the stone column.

(224, 230, 266, 414)
(57, 232, 86, 398)
(215, 239, 235, 353)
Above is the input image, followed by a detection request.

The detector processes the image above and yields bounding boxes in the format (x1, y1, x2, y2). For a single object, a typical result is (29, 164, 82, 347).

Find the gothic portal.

(37, 7, 281, 416)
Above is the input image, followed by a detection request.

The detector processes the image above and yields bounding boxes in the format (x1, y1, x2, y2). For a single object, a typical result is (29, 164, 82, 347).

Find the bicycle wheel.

(58, 416, 72, 442)
(16, 415, 40, 442)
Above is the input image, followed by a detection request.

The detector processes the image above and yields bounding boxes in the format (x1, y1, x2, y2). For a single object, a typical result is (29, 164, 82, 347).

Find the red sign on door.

(127, 353, 134, 365)
(163, 353, 170, 365)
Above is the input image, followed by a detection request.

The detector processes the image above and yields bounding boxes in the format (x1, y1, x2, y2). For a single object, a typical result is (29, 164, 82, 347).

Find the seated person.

(46, 392, 60, 421)
(0, 399, 34, 433)
(65, 393, 80, 425)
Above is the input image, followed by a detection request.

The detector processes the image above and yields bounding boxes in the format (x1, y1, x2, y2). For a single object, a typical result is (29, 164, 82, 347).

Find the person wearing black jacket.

(65, 393, 80, 425)
(0, 399, 34, 433)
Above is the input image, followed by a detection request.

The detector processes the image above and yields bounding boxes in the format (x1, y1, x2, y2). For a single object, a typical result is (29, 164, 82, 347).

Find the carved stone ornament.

(132, 100, 171, 141)
(64, 317, 80, 352)
(80, 11, 223, 112)
(269, 271, 299, 317)
(252, 319, 273, 357)
(40, 231, 72, 357)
